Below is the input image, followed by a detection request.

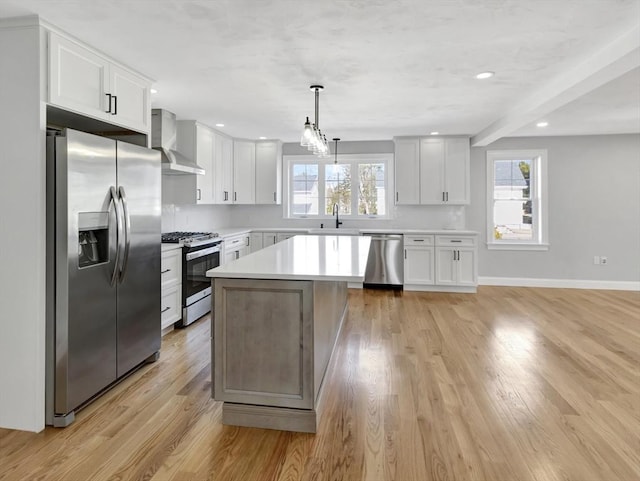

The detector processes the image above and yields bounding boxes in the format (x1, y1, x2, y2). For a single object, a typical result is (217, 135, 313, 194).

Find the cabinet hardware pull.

(223, 191, 228, 201)
(446, 191, 449, 202)
(161, 306, 170, 313)
(161, 269, 171, 274)
(111, 95, 117, 115)
(396, 192, 399, 202)
(246, 237, 249, 246)
(105, 93, 112, 113)
(414, 239, 425, 242)
(442, 192, 445, 202)
(273, 192, 276, 202)
(404, 249, 407, 259)
(234, 192, 237, 202)
(451, 240, 462, 243)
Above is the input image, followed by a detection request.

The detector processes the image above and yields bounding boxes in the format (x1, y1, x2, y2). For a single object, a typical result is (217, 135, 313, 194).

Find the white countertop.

(206, 235, 371, 282)
(161, 243, 183, 252)
(215, 227, 478, 238)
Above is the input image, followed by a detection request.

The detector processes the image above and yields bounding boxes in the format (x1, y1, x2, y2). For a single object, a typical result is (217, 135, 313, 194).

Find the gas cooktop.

(161, 231, 219, 243)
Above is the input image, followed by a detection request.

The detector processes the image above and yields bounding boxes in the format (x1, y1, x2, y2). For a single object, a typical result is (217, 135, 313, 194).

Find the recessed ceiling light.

(475, 71, 494, 80)
(215, 123, 225, 127)
(259, 136, 267, 140)
(430, 131, 439, 135)
(150, 88, 158, 94)
(536, 121, 549, 127)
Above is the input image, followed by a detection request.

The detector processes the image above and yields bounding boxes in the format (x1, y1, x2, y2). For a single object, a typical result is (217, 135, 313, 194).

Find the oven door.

(183, 244, 220, 306)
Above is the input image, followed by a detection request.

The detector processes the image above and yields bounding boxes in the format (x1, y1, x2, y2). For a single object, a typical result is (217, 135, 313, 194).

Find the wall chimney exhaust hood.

(151, 109, 205, 175)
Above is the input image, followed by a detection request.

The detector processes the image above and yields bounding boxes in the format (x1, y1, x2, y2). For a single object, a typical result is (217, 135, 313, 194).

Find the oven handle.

(186, 246, 220, 261)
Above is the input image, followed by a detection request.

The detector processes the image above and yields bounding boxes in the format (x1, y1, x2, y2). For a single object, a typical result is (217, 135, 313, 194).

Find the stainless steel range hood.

(151, 109, 205, 175)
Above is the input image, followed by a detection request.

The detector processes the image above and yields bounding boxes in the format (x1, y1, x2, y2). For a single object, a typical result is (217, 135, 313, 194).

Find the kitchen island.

(206, 235, 371, 432)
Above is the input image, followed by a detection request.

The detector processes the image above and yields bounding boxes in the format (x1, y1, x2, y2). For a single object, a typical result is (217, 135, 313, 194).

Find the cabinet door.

(223, 250, 236, 265)
(109, 64, 150, 133)
(161, 285, 181, 330)
(420, 138, 445, 204)
(435, 248, 456, 285)
(255, 141, 281, 204)
(48, 33, 110, 121)
(404, 246, 434, 285)
(249, 233, 263, 253)
(233, 140, 255, 204)
(263, 233, 277, 247)
(456, 248, 477, 286)
(276, 233, 294, 243)
(213, 132, 234, 204)
(195, 125, 215, 204)
(444, 138, 470, 204)
(394, 138, 420, 204)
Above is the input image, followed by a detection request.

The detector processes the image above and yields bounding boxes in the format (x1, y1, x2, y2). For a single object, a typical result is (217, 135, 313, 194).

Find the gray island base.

(206, 235, 371, 433)
(213, 278, 347, 432)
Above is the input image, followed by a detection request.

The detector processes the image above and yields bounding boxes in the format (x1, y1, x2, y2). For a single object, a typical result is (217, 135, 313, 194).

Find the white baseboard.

(478, 276, 640, 291)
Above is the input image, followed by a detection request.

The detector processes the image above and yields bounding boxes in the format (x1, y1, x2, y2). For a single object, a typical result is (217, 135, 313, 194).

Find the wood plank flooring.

(1, 287, 639, 481)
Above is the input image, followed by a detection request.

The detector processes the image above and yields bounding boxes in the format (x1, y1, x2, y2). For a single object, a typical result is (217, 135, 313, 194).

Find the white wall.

(0, 24, 47, 431)
(468, 134, 640, 286)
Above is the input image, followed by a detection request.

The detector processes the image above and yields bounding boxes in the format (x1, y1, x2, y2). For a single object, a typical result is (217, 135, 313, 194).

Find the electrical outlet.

(593, 256, 600, 265)
(600, 256, 607, 265)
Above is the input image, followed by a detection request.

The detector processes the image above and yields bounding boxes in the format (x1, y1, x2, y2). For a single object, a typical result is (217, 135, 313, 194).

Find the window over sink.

(284, 153, 392, 220)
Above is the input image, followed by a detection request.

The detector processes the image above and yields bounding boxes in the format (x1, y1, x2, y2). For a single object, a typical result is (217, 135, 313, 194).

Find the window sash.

(286, 154, 391, 219)
(486, 150, 548, 248)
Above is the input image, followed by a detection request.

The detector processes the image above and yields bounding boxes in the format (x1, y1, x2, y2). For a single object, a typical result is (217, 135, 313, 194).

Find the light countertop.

(161, 243, 183, 252)
(215, 227, 479, 239)
(206, 234, 371, 282)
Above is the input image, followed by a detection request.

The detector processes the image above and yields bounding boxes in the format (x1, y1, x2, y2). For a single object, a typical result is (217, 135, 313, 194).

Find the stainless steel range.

(162, 232, 221, 327)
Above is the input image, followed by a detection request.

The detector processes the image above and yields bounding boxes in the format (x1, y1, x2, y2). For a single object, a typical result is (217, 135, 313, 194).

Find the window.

(285, 153, 391, 219)
(486, 150, 548, 250)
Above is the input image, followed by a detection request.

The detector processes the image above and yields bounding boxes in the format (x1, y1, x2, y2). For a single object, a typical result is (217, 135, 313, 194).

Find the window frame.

(284, 153, 393, 220)
(486, 149, 549, 251)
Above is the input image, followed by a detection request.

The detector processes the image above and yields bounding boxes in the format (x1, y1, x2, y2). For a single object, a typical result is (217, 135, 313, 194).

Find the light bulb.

(300, 117, 313, 147)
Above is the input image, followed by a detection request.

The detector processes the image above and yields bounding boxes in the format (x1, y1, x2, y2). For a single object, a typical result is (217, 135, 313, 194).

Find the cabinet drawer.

(161, 249, 181, 288)
(224, 234, 249, 249)
(405, 235, 434, 246)
(161, 285, 181, 329)
(436, 235, 476, 247)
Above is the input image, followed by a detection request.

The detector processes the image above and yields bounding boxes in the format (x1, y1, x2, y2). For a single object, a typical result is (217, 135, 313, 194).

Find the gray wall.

(467, 134, 640, 283)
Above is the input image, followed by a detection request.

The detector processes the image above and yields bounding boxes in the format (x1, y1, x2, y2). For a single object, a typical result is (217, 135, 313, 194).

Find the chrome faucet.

(332, 203, 343, 229)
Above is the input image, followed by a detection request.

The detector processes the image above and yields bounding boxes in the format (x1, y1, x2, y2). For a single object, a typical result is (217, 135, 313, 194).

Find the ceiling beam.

(471, 26, 640, 147)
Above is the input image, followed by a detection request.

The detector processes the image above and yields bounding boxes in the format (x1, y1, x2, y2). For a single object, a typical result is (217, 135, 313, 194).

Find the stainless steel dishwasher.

(363, 233, 404, 288)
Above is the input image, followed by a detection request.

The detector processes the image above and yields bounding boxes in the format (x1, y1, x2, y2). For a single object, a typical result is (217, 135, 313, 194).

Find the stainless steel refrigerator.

(46, 128, 161, 427)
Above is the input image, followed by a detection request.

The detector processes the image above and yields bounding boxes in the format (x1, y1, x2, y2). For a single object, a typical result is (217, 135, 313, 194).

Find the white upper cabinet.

(177, 121, 215, 204)
(233, 140, 256, 204)
(420, 137, 469, 205)
(214, 132, 234, 204)
(108, 64, 150, 133)
(48, 32, 151, 133)
(394, 136, 470, 205)
(394, 138, 421, 205)
(255, 141, 282, 204)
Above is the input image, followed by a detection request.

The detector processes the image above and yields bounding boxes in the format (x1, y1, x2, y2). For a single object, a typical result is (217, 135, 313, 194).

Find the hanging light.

(300, 85, 330, 158)
(333, 138, 340, 164)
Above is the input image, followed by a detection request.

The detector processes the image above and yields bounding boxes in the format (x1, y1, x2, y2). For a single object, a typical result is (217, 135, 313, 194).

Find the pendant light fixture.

(332, 138, 340, 164)
(300, 85, 330, 157)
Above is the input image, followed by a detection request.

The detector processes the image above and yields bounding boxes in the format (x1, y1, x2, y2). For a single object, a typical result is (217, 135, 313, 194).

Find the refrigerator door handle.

(118, 186, 131, 283)
(110, 186, 123, 286)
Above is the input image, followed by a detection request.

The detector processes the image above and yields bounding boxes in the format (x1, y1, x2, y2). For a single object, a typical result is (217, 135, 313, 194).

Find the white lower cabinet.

(161, 248, 182, 330)
(276, 233, 295, 243)
(403, 235, 435, 285)
(222, 233, 250, 265)
(249, 233, 263, 253)
(262, 233, 277, 247)
(404, 233, 477, 291)
(434, 235, 477, 287)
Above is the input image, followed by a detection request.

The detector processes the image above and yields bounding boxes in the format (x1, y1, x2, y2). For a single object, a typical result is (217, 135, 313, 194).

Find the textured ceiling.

(0, 0, 639, 142)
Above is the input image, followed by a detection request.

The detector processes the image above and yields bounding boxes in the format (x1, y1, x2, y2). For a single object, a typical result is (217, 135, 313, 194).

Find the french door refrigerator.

(46, 128, 161, 427)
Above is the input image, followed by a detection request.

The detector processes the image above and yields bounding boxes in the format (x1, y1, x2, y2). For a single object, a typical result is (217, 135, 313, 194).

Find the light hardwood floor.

(1, 287, 639, 481)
